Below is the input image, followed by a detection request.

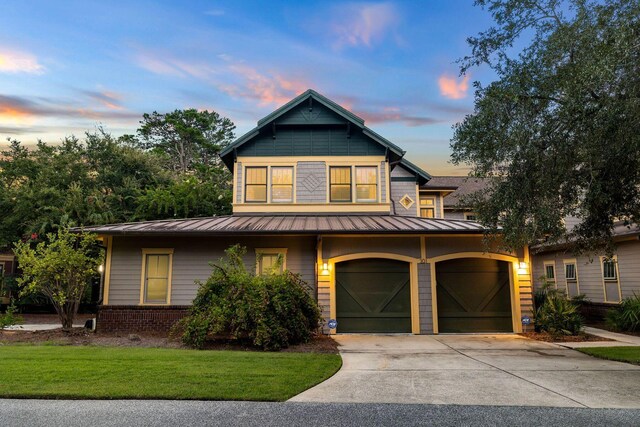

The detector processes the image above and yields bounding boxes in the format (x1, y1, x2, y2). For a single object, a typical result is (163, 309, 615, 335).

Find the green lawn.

(0, 345, 342, 401)
(577, 346, 640, 365)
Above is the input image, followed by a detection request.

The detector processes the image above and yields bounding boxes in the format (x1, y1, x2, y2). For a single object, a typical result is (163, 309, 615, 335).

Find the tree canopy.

(451, 0, 640, 252)
(0, 108, 236, 250)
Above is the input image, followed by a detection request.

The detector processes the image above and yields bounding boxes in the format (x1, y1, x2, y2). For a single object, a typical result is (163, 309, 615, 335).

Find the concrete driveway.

(290, 334, 640, 408)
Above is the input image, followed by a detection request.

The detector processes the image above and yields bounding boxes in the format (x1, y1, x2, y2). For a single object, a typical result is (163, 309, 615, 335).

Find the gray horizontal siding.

(418, 263, 433, 334)
(443, 210, 465, 220)
(235, 162, 243, 203)
(390, 181, 417, 217)
(323, 236, 421, 260)
(108, 236, 316, 306)
(532, 239, 640, 303)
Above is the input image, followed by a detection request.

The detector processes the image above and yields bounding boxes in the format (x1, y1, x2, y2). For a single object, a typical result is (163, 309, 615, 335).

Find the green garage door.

(335, 258, 411, 333)
(436, 258, 513, 333)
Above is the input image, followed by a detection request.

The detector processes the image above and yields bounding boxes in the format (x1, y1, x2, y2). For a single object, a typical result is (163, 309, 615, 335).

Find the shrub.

(606, 293, 640, 332)
(535, 285, 583, 336)
(0, 303, 23, 329)
(181, 245, 322, 351)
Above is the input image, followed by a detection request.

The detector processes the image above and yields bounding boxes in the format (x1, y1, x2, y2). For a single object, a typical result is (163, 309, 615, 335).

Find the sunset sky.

(0, 1, 498, 175)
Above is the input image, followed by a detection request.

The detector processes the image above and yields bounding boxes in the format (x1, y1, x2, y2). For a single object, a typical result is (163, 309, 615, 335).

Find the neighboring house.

(421, 176, 490, 221)
(531, 222, 640, 316)
(0, 252, 16, 305)
(84, 90, 534, 335)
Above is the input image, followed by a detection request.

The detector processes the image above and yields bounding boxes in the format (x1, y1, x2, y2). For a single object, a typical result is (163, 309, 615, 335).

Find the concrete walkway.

(559, 327, 640, 348)
(290, 334, 640, 408)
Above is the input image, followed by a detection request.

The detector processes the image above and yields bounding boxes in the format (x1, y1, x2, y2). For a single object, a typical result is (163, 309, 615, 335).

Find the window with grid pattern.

(271, 167, 293, 203)
(355, 167, 377, 202)
(330, 167, 352, 202)
(144, 254, 170, 304)
(565, 263, 576, 280)
(602, 258, 617, 280)
(245, 167, 267, 202)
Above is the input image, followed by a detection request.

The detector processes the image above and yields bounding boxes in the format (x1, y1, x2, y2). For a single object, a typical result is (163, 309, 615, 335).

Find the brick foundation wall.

(97, 305, 190, 333)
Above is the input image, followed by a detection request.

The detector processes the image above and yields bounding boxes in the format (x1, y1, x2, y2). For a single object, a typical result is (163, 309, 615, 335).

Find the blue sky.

(0, 0, 497, 175)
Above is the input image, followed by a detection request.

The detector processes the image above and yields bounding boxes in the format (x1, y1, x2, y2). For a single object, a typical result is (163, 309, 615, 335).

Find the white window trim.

(562, 259, 579, 296)
(600, 255, 622, 303)
(255, 248, 288, 275)
(139, 248, 174, 306)
(543, 260, 557, 288)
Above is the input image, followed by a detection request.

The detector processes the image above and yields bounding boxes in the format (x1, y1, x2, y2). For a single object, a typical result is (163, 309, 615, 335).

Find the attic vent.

(399, 194, 415, 210)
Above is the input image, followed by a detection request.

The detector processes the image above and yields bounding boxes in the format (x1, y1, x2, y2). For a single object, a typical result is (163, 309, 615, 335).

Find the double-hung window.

(602, 257, 621, 302)
(563, 260, 579, 297)
(355, 167, 378, 202)
(544, 261, 556, 288)
(141, 249, 173, 305)
(245, 167, 267, 203)
(271, 167, 293, 203)
(420, 196, 436, 218)
(256, 249, 287, 275)
(330, 167, 352, 202)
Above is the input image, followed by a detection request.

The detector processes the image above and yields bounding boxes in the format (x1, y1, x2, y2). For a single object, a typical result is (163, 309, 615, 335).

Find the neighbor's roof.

(80, 215, 487, 236)
(422, 176, 491, 208)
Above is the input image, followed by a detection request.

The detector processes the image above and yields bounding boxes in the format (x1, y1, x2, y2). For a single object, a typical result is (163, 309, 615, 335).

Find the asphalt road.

(1, 400, 638, 427)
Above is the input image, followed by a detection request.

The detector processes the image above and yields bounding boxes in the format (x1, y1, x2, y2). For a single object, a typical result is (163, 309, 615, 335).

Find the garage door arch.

(329, 253, 420, 334)
(428, 252, 520, 334)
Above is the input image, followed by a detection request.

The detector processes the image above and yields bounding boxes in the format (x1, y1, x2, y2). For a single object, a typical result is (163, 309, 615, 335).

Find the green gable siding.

(276, 101, 347, 125)
(237, 127, 386, 157)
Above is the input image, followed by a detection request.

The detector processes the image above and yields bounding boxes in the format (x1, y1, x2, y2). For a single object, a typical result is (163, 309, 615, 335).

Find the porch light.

(321, 261, 330, 275)
(517, 262, 528, 275)
(98, 264, 104, 273)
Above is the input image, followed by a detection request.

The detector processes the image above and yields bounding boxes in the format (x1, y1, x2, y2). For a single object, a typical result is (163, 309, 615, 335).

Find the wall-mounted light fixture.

(321, 261, 330, 275)
(517, 261, 528, 275)
(98, 264, 104, 273)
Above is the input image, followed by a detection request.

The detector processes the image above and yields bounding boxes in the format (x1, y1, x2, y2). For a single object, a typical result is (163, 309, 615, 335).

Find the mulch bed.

(520, 331, 614, 343)
(0, 328, 339, 353)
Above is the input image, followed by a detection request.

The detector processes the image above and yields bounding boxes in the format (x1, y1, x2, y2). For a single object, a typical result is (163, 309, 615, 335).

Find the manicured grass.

(0, 345, 342, 401)
(577, 346, 640, 365)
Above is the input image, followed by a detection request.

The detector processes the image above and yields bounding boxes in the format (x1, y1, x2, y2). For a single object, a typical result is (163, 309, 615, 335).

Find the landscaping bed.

(577, 346, 640, 366)
(0, 345, 342, 401)
(520, 331, 614, 343)
(0, 328, 339, 353)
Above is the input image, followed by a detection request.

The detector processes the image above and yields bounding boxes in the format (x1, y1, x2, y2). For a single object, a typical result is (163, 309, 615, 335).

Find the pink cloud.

(438, 74, 470, 100)
(0, 47, 44, 74)
(330, 2, 400, 48)
(219, 64, 308, 106)
(358, 106, 440, 127)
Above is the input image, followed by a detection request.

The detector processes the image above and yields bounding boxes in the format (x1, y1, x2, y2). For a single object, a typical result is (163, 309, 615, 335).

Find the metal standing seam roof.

(78, 215, 488, 236)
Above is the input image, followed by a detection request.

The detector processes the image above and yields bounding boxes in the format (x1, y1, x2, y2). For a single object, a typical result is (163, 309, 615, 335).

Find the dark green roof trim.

(391, 176, 418, 182)
(398, 158, 432, 185)
(220, 89, 407, 169)
(257, 89, 365, 127)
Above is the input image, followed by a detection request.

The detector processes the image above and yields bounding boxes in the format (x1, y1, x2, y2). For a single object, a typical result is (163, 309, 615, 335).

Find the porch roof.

(79, 215, 488, 236)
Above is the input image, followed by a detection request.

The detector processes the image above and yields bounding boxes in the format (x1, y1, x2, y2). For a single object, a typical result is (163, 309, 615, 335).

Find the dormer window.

(245, 167, 267, 203)
(330, 167, 352, 202)
(355, 167, 378, 202)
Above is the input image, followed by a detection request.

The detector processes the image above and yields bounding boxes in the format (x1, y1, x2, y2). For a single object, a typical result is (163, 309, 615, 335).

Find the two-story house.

(85, 90, 533, 335)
